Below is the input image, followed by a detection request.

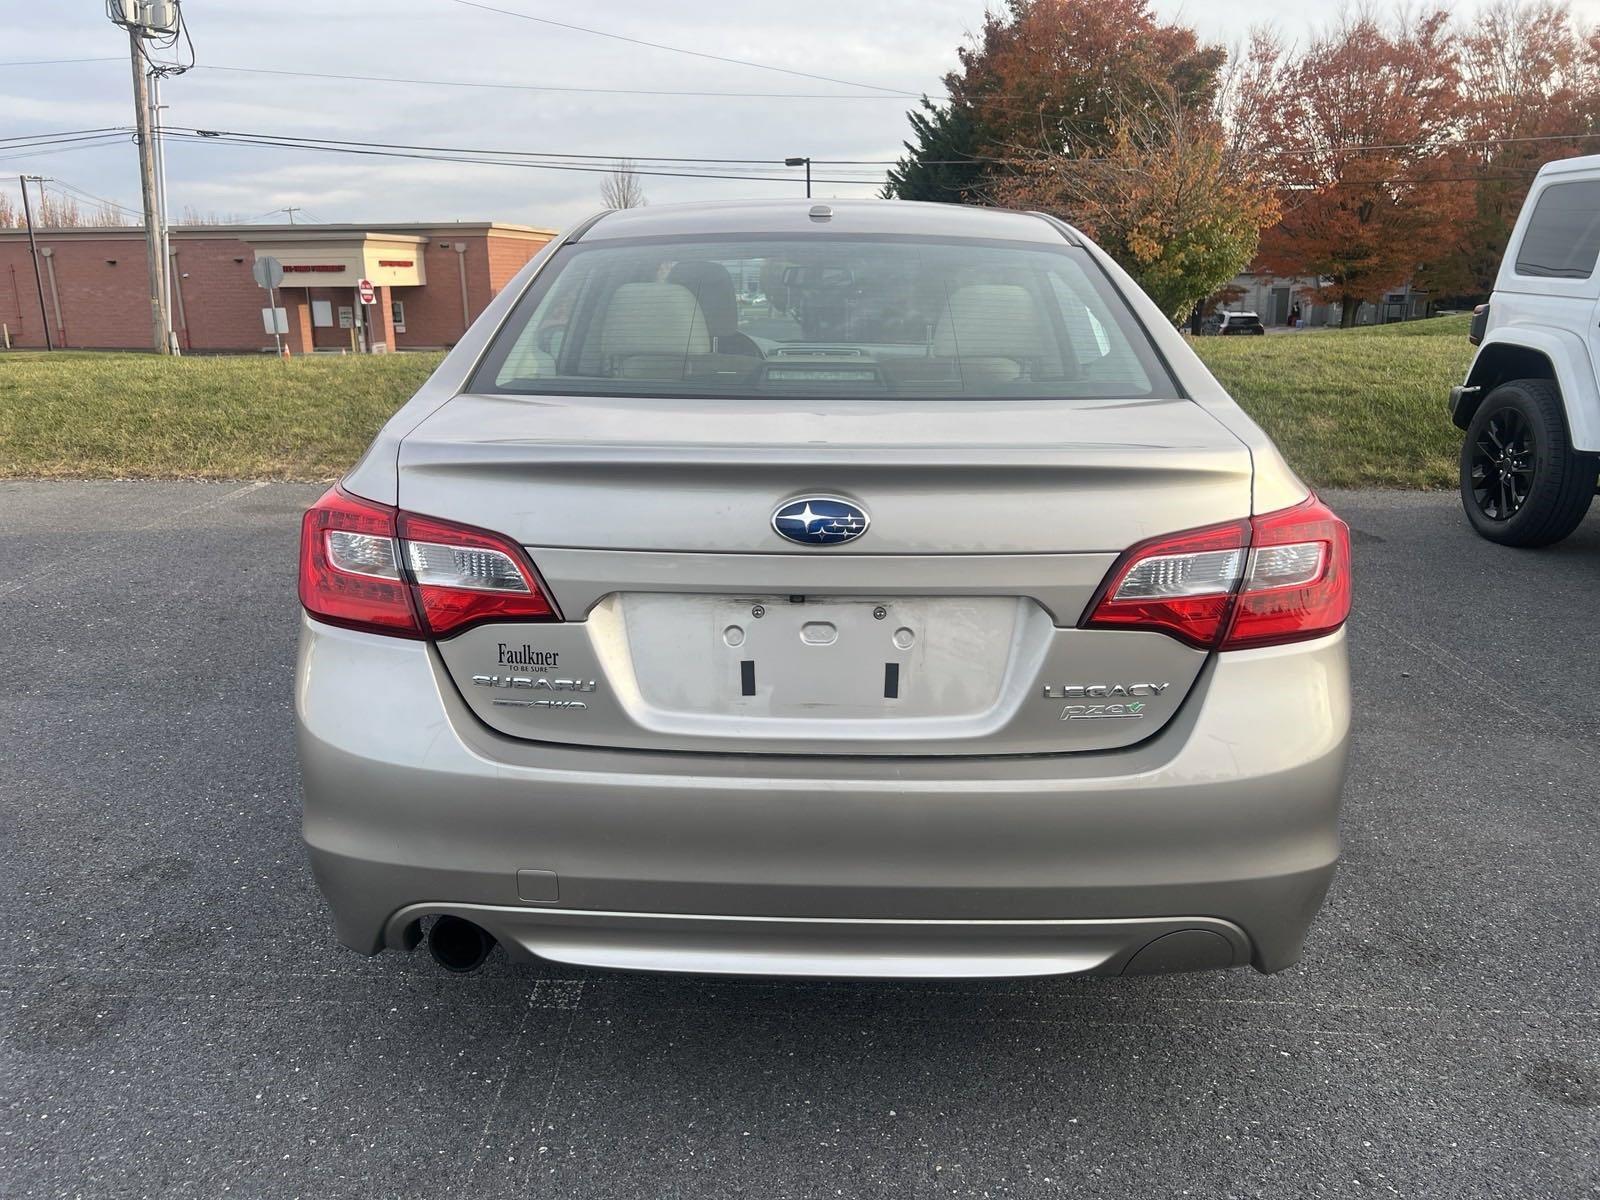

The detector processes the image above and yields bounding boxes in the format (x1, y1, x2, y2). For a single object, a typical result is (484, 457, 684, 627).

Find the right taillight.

(1083, 494, 1350, 651)
(298, 487, 560, 639)
(1224, 495, 1350, 649)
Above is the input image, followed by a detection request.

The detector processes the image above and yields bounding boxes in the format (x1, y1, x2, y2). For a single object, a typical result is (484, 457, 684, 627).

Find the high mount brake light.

(1083, 495, 1350, 651)
(298, 488, 558, 639)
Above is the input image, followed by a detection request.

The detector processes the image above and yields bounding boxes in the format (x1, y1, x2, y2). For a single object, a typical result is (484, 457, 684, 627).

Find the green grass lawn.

(1193, 314, 1472, 489)
(0, 350, 445, 481)
(0, 316, 1473, 486)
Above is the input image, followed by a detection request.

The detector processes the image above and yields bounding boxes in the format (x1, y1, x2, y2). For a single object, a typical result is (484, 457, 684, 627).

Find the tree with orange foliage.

(918, 0, 1269, 320)
(996, 101, 1278, 320)
(948, 0, 1224, 161)
(1437, 0, 1600, 296)
(1244, 10, 1471, 325)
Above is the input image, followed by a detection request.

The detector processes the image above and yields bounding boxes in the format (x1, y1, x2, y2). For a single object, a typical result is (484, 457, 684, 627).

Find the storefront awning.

(246, 231, 427, 287)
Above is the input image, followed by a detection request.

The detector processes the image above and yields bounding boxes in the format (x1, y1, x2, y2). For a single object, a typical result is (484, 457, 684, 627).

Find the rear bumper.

(297, 616, 1349, 977)
(382, 905, 1256, 978)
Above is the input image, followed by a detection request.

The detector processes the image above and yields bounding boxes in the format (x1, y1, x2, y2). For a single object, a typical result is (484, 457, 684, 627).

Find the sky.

(5, 0, 1600, 231)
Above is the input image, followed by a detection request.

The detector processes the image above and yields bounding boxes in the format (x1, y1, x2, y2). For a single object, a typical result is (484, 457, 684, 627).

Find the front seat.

(596, 282, 711, 379)
(931, 284, 1058, 384)
(667, 260, 763, 357)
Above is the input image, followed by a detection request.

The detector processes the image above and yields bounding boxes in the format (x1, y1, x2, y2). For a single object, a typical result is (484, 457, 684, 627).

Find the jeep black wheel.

(1460, 379, 1597, 547)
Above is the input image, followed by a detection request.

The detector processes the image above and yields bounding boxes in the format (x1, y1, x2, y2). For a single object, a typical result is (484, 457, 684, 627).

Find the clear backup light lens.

(1114, 548, 1243, 600)
(397, 511, 557, 637)
(1224, 498, 1349, 649)
(1083, 519, 1251, 649)
(326, 530, 401, 580)
(1245, 541, 1325, 591)
(406, 540, 529, 592)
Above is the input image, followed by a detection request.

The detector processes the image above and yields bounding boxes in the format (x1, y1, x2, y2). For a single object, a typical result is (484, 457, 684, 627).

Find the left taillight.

(299, 488, 420, 637)
(298, 487, 558, 639)
(397, 510, 556, 635)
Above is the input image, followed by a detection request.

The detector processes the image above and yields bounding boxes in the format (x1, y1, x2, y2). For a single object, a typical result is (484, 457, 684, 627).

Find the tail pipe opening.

(428, 914, 496, 973)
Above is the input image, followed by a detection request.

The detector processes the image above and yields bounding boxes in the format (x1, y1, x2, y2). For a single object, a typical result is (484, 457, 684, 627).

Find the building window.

(391, 299, 406, 334)
(311, 299, 333, 328)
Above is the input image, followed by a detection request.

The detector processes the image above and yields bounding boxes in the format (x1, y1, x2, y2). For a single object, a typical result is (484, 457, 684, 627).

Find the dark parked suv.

(1216, 310, 1266, 336)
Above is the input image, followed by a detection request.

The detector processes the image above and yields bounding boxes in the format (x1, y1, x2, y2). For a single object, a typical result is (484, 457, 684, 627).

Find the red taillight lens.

(396, 511, 557, 636)
(1083, 495, 1350, 651)
(298, 488, 559, 639)
(1081, 519, 1250, 649)
(299, 488, 421, 637)
(1223, 496, 1350, 649)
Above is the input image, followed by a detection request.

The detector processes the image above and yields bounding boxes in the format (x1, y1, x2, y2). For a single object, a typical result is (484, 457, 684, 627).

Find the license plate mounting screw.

(873, 605, 887, 620)
(751, 604, 766, 618)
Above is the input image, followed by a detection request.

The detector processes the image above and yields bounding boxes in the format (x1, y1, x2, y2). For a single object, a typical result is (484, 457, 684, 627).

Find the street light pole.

(785, 156, 811, 199)
(18, 175, 52, 351)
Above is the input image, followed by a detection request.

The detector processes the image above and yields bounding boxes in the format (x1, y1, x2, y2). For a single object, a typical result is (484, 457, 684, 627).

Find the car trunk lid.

(400, 392, 1250, 755)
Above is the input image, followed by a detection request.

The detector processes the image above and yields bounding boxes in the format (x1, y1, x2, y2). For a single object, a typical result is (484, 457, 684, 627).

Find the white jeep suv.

(1450, 154, 1600, 546)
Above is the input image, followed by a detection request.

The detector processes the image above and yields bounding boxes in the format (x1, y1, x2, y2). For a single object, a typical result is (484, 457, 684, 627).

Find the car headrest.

(666, 260, 739, 336)
(598, 282, 712, 361)
(932, 284, 1052, 361)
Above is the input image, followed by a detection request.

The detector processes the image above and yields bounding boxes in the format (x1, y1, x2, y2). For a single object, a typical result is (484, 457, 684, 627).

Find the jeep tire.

(1460, 378, 1597, 547)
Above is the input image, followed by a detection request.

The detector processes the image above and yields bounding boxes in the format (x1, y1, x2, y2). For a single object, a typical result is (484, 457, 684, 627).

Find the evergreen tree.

(882, 99, 986, 204)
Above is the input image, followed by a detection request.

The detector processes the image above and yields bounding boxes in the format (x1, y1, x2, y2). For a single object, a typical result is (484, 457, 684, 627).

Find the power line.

(13, 48, 1600, 159)
(174, 126, 870, 169)
(153, 62, 1600, 163)
(189, 62, 914, 101)
(162, 129, 886, 187)
(446, 0, 921, 97)
(0, 135, 132, 165)
(46, 175, 144, 218)
(163, 131, 883, 185)
(164, 125, 1587, 188)
(0, 127, 132, 145)
(188, 120, 1599, 173)
(1259, 130, 1600, 157)
(0, 56, 124, 67)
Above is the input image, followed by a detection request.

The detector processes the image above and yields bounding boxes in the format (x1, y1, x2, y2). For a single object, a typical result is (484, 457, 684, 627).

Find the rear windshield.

(471, 234, 1177, 400)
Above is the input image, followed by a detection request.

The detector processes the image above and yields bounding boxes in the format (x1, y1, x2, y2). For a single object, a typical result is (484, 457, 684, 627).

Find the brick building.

(0, 221, 555, 353)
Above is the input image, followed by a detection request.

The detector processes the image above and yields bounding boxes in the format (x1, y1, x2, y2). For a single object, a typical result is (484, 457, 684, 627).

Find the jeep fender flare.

(1460, 327, 1600, 452)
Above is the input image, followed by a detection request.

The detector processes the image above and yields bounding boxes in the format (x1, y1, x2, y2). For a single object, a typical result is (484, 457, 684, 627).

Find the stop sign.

(357, 278, 376, 305)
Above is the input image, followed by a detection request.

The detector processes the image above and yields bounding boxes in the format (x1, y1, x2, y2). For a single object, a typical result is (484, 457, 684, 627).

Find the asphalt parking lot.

(2, 480, 1597, 1199)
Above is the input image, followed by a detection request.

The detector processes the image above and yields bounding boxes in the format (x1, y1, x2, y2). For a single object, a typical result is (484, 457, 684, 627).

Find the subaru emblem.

(772, 497, 870, 546)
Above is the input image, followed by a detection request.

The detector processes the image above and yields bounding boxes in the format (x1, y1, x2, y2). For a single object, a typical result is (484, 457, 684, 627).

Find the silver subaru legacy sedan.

(296, 199, 1351, 979)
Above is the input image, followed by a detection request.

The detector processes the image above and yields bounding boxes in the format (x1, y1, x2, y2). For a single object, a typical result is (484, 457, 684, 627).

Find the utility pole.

(18, 175, 52, 351)
(786, 156, 812, 199)
(283, 206, 300, 225)
(128, 28, 171, 354)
